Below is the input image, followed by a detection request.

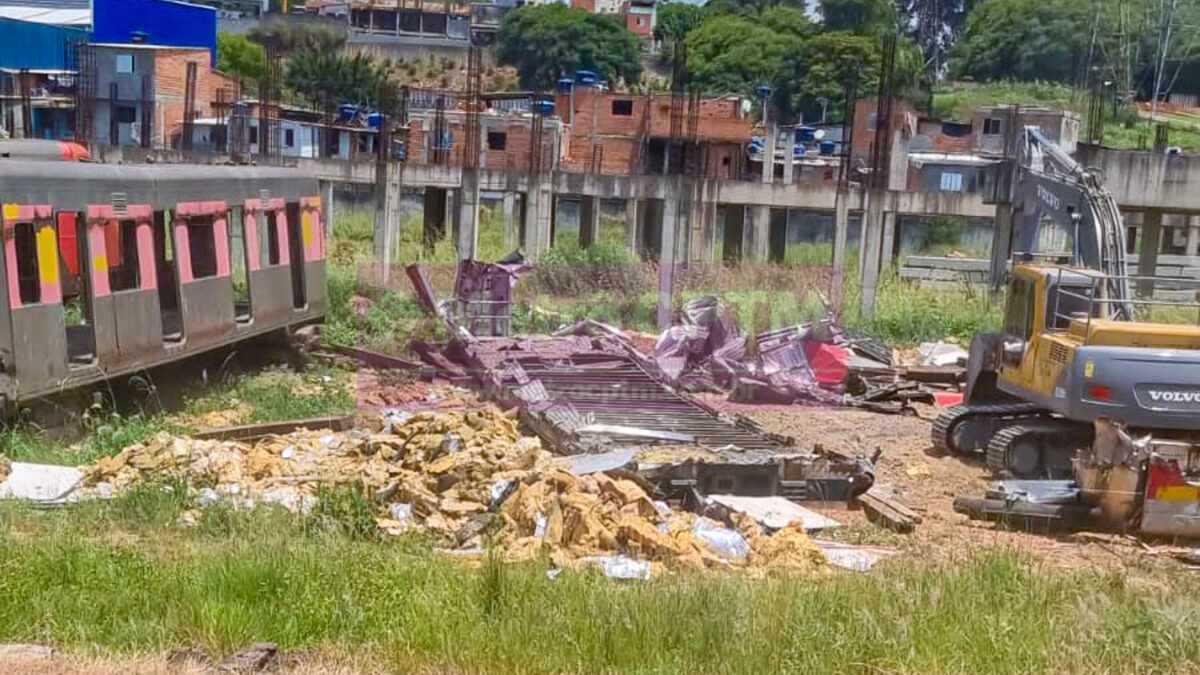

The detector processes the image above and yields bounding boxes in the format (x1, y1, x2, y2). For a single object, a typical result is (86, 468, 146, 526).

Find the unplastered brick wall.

(558, 89, 752, 146)
(153, 48, 238, 147)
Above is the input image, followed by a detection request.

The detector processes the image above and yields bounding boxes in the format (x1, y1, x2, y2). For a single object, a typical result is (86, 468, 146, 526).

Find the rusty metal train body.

(0, 161, 327, 408)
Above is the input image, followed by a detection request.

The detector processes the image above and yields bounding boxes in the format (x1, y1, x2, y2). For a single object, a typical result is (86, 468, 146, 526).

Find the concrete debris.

(813, 540, 898, 572)
(0, 462, 84, 504)
(918, 341, 969, 367)
(0, 643, 54, 661)
(705, 494, 842, 532)
(84, 409, 829, 574)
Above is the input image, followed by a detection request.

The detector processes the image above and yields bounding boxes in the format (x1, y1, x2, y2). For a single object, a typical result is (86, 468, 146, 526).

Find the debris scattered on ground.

(705, 494, 842, 532)
(355, 369, 479, 411)
(0, 644, 54, 661)
(80, 409, 834, 576)
(917, 341, 969, 367)
(217, 643, 278, 673)
(858, 484, 923, 533)
(0, 462, 83, 504)
(192, 416, 355, 442)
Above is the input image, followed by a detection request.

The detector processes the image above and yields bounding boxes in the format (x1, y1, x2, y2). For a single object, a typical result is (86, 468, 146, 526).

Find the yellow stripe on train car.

(301, 212, 314, 248)
(36, 226, 58, 286)
(93, 254, 108, 274)
(1154, 485, 1200, 503)
(2, 204, 18, 221)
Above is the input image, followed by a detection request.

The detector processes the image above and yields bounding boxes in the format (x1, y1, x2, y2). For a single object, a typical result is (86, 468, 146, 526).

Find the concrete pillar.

(1188, 215, 1200, 257)
(523, 178, 554, 258)
(320, 180, 334, 239)
(761, 122, 777, 184)
(721, 204, 745, 263)
(746, 204, 770, 262)
(782, 137, 794, 185)
(373, 162, 403, 276)
(1138, 208, 1164, 297)
(768, 208, 788, 263)
(832, 191, 850, 309)
(501, 191, 517, 251)
(624, 198, 640, 255)
(657, 192, 679, 330)
(449, 188, 463, 242)
(859, 192, 889, 318)
(579, 195, 599, 248)
(456, 170, 480, 261)
(880, 211, 898, 267)
(990, 203, 1015, 291)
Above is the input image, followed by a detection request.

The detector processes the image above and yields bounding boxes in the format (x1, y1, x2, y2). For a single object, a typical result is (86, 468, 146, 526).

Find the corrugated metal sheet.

(0, 7, 88, 25)
(90, 0, 217, 65)
(0, 17, 87, 71)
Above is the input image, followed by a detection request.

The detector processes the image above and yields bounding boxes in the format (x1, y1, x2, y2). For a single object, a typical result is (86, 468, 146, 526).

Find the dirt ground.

(742, 403, 1184, 572)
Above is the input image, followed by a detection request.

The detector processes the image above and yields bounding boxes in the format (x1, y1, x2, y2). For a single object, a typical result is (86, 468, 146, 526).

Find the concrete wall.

(1076, 143, 1200, 213)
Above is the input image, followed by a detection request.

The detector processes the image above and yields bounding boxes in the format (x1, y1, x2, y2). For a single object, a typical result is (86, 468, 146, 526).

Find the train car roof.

(0, 160, 320, 212)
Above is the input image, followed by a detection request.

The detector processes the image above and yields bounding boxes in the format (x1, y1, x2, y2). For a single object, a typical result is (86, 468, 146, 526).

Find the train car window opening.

(187, 217, 219, 279)
(14, 222, 40, 305)
(108, 220, 141, 292)
(153, 211, 182, 342)
(263, 211, 281, 266)
(228, 207, 252, 322)
(285, 202, 306, 309)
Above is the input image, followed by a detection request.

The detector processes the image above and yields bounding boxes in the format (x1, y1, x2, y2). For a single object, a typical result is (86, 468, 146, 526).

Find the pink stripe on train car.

(173, 220, 193, 283)
(213, 210, 230, 277)
(3, 204, 55, 308)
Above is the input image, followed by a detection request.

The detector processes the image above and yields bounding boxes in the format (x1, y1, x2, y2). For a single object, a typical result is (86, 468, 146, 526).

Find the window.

(187, 218, 218, 279)
(611, 99, 633, 116)
(116, 53, 134, 74)
(867, 112, 878, 131)
(983, 118, 1003, 135)
(487, 131, 507, 150)
(258, 211, 281, 267)
(939, 171, 964, 192)
(14, 222, 39, 304)
(635, 17, 643, 25)
(109, 220, 141, 292)
(284, 128, 295, 148)
(1004, 279, 1035, 341)
(115, 106, 136, 124)
(249, 125, 258, 145)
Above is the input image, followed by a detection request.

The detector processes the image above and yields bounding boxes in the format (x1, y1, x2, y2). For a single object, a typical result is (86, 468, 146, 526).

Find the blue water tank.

(796, 126, 816, 143)
(556, 78, 574, 94)
(793, 144, 807, 157)
(575, 70, 598, 87)
(819, 140, 836, 156)
(367, 113, 383, 129)
(533, 100, 555, 116)
(754, 84, 772, 100)
(338, 104, 358, 122)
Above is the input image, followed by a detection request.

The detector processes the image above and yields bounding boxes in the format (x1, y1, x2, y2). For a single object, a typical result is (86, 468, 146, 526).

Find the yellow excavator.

(932, 129, 1200, 496)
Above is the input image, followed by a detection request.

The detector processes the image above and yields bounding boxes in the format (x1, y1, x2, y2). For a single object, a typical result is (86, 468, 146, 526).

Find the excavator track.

(931, 402, 1045, 455)
(985, 419, 1093, 479)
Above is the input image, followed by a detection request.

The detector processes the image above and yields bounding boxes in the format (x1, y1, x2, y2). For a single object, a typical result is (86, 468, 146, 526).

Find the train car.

(0, 160, 327, 410)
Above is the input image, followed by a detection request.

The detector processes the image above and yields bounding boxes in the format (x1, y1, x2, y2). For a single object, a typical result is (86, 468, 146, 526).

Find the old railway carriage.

(0, 160, 327, 409)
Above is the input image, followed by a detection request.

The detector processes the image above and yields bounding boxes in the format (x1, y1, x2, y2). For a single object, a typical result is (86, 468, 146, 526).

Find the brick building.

(555, 86, 751, 176)
(84, 43, 237, 148)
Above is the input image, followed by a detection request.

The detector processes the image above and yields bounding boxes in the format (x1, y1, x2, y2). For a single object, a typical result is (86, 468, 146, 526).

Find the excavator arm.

(1010, 128, 1133, 320)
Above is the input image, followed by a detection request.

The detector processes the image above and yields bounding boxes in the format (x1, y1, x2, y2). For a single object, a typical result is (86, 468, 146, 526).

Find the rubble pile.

(84, 409, 828, 574)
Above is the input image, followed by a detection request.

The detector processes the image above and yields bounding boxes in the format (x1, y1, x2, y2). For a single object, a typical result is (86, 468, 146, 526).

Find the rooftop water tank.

(556, 78, 574, 94)
(533, 100, 555, 116)
(575, 70, 598, 87)
(796, 126, 816, 143)
(819, 140, 836, 156)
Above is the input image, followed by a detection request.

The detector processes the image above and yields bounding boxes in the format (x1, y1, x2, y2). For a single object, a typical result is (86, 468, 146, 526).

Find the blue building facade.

(90, 0, 217, 65)
(0, 17, 87, 71)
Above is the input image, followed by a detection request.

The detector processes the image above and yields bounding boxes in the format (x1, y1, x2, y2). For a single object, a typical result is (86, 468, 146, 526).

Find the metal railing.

(1051, 267, 1200, 342)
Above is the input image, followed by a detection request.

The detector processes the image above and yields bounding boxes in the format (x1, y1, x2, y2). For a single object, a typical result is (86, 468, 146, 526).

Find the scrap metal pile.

(83, 408, 829, 574)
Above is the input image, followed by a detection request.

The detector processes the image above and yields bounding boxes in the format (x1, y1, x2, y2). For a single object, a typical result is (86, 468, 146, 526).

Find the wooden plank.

(903, 256, 990, 271)
(859, 484, 922, 533)
(193, 415, 355, 442)
(322, 343, 424, 370)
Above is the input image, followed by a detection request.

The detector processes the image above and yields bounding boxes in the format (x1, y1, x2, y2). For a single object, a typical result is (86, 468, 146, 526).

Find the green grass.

(0, 496, 1196, 673)
(0, 365, 355, 467)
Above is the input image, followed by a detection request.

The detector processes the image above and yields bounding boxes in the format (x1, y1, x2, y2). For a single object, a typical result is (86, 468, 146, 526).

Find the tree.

(217, 32, 265, 91)
(685, 14, 801, 98)
(248, 17, 347, 55)
(949, 0, 1091, 83)
(819, 0, 896, 35)
(895, 0, 979, 76)
(496, 5, 642, 90)
(285, 51, 394, 111)
(654, 2, 705, 47)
